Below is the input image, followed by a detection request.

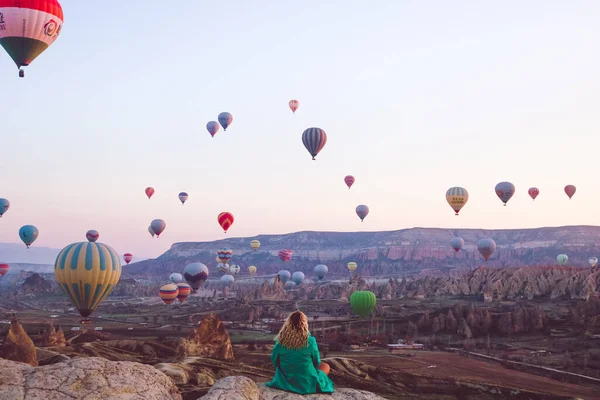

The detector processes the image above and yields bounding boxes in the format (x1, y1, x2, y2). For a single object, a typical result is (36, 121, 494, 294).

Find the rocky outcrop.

(0, 317, 37, 366)
(0, 356, 181, 399)
(199, 376, 385, 400)
(43, 322, 66, 347)
(20, 273, 52, 295)
(177, 313, 234, 360)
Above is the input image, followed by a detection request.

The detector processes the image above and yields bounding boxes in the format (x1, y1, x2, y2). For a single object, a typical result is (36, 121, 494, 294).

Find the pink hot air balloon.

(278, 249, 292, 262)
(289, 100, 300, 114)
(565, 185, 576, 200)
(528, 187, 539, 200)
(123, 253, 133, 264)
(344, 175, 355, 189)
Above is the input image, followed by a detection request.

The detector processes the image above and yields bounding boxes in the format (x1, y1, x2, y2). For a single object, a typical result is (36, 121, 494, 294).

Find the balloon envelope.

(314, 264, 328, 280)
(356, 205, 369, 222)
(284, 281, 297, 290)
(250, 240, 260, 251)
(54, 240, 121, 318)
(0, 264, 9, 277)
(0, 198, 10, 217)
(292, 271, 305, 285)
(229, 264, 240, 275)
(344, 175, 355, 189)
(169, 272, 183, 283)
(302, 127, 327, 160)
(278, 249, 292, 262)
(289, 100, 299, 113)
(148, 226, 155, 237)
(248, 265, 257, 275)
(557, 254, 569, 265)
(278, 270, 291, 283)
(221, 274, 235, 286)
(477, 238, 496, 261)
(565, 185, 576, 199)
(86, 230, 99, 243)
(183, 263, 209, 290)
(350, 291, 376, 317)
(528, 187, 539, 200)
(145, 187, 154, 199)
(589, 257, 598, 268)
(176, 282, 192, 303)
(495, 182, 515, 205)
(450, 237, 464, 252)
(217, 212, 234, 233)
(446, 187, 469, 215)
(159, 284, 179, 305)
(123, 253, 133, 264)
(218, 112, 233, 131)
(178, 192, 189, 204)
(347, 262, 357, 272)
(19, 225, 39, 248)
(217, 248, 233, 264)
(206, 121, 220, 137)
(151, 219, 166, 237)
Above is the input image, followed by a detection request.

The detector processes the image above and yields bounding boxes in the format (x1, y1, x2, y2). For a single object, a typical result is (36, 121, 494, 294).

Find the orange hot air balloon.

(564, 185, 576, 200)
(218, 212, 234, 233)
(145, 187, 155, 199)
(159, 284, 179, 305)
(176, 282, 192, 303)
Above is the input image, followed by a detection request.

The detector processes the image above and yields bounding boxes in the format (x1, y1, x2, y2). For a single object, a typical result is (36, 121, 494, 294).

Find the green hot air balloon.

(350, 291, 376, 317)
(557, 254, 569, 265)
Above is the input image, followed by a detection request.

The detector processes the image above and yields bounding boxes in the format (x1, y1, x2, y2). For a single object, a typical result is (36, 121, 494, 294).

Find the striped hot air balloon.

(250, 240, 260, 251)
(176, 282, 192, 303)
(54, 238, 121, 321)
(178, 192, 189, 205)
(350, 291, 376, 317)
(218, 212, 234, 233)
(347, 262, 357, 272)
(564, 185, 576, 200)
(85, 230, 99, 243)
(528, 187, 539, 200)
(289, 100, 299, 114)
(0, 0, 64, 77)
(217, 248, 233, 265)
(495, 182, 515, 206)
(0, 263, 9, 277)
(344, 175, 355, 189)
(217, 263, 230, 274)
(278, 249, 292, 262)
(159, 284, 179, 305)
(557, 254, 569, 265)
(302, 127, 327, 160)
(445, 187, 469, 216)
(145, 187, 154, 199)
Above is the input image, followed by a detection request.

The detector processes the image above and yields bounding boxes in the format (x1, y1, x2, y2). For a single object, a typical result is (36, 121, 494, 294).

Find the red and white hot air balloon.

(565, 185, 576, 200)
(289, 100, 300, 114)
(344, 175, 355, 189)
(123, 253, 133, 264)
(278, 249, 292, 262)
(145, 187, 155, 199)
(217, 212, 234, 233)
(528, 187, 539, 200)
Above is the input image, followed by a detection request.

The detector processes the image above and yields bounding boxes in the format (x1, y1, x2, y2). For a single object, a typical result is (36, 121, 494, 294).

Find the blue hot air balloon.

(278, 270, 291, 283)
(450, 237, 464, 252)
(178, 192, 189, 205)
(183, 262, 209, 291)
(218, 112, 233, 131)
(19, 225, 39, 248)
(220, 274, 235, 286)
(284, 281, 297, 290)
(169, 272, 183, 283)
(477, 238, 497, 261)
(0, 198, 10, 217)
(314, 264, 328, 280)
(292, 271, 305, 285)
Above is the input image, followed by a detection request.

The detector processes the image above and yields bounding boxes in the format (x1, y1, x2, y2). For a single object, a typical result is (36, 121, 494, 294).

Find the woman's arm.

(309, 336, 321, 368)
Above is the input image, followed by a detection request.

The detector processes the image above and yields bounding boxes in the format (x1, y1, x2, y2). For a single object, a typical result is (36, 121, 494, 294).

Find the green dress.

(266, 335, 334, 394)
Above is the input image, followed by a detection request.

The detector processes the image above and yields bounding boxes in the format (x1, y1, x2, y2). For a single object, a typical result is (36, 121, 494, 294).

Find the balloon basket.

(19, 70, 24, 78)
(81, 318, 92, 325)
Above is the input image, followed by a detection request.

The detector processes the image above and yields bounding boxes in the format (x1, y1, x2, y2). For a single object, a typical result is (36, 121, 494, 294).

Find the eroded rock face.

(0, 318, 37, 366)
(43, 322, 66, 347)
(199, 376, 386, 400)
(0, 356, 182, 400)
(177, 313, 234, 361)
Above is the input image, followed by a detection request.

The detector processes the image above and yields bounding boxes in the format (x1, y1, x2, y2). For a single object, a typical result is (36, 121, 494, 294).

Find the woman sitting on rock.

(266, 310, 334, 394)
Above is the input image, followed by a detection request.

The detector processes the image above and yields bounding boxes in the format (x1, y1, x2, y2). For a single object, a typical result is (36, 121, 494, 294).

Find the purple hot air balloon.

(302, 127, 327, 160)
(356, 205, 369, 222)
(450, 237, 464, 252)
(206, 121, 220, 138)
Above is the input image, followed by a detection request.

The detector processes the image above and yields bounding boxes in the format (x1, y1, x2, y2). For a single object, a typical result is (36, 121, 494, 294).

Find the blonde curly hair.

(275, 310, 309, 350)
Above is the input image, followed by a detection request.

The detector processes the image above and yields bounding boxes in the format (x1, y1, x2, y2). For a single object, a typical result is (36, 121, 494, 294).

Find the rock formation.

(19, 273, 53, 295)
(43, 322, 66, 347)
(176, 313, 234, 360)
(0, 317, 37, 366)
(0, 357, 181, 399)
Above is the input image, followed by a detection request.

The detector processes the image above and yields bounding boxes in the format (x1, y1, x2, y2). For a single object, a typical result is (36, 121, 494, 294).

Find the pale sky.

(0, 0, 598, 258)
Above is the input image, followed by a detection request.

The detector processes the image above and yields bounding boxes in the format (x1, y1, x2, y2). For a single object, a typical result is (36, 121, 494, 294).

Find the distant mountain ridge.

(0, 243, 61, 265)
(124, 225, 600, 278)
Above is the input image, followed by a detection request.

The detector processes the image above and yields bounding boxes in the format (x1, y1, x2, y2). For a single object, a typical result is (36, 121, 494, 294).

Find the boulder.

(198, 376, 386, 400)
(0, 356, 181, 399)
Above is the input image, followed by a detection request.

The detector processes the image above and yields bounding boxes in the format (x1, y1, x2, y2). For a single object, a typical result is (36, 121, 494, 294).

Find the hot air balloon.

(450, 237, 464, 252)
(145, 187, 155, 199)
(159, 284, 179, 305)
(565, 185, 576, 200)
(206, 121, 220, 138)
(150, 219, 166, 237)
(230, 264, 240, 275)
(217, 248, 233, 265)
(178, 192, 189, 205)
(477, 238, 496, 261)
(446, 187, 469, 216)
(292, 271, 305, 285)
(289, 100, 300, 114)
(278, 270, 291, 283)
(278, 249, 292, 262)
(0, 198, 10, 217)
(217, 212, 234, 233)
(176, 282, 191, 303)
(528, 187, 539, 200)
(557, 254, 568, 265)
(169, 272, 183, 283)
(302, 127, 327, 160)
(19, 225, 38, 248)
(589, 257, 598, 268)
(350, 291, 376, 317)
(314, 264, 328, 280)
(344, 175, 355, 189)
(250, 240, 260, 251)
(495, 182, 515, 206)
(86, 230, 99, 243)
(148, 226, 155, 237)
(248, 265, 257, 275)
(54, 237, 121, 322)
(123, 253, 133, 264)
(218, 112, 233, 131)
(356, 205, 369, 222)
(0, 0, 64, 78)
(284, 281, 297, 290)
(0, 264, 9, 277)
(347, 262, 357, 272)
(221, 274, 235, 286)
(183, 262, 209, 291)
(217, 262, 230, 274)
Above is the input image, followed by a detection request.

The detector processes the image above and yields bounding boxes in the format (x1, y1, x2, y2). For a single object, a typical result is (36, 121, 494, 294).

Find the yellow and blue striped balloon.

(54, 240, 121, 319)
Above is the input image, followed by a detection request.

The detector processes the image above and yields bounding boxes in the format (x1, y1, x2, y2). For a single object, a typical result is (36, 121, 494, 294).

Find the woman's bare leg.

(318, 362, 330, 376)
